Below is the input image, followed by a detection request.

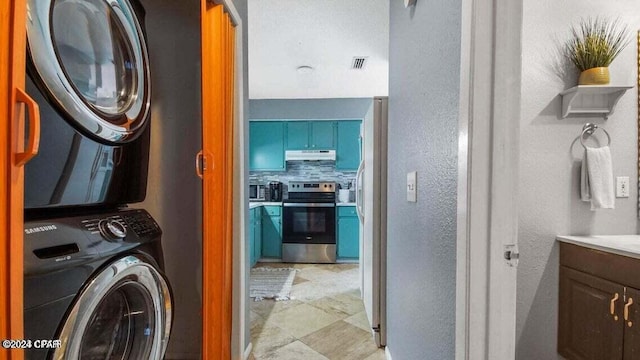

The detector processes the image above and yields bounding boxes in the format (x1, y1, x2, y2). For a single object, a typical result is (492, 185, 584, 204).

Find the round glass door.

(26, 0, 150, 143)
(80, 282, 155, 359)
(53, 256, 172, 360)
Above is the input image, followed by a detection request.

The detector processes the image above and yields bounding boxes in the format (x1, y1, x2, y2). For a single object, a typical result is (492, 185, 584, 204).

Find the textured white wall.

(517, 2, 640, 358)
(140, 1, 203, 358)
(387, 0, 461, 358)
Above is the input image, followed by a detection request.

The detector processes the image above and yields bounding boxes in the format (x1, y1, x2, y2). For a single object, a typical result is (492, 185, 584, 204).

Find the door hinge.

(372, 325, 380, 333)
(504, 244, 519, 267)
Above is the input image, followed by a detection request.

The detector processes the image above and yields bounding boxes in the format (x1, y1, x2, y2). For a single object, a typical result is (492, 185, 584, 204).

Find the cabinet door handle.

(195, 150, 205, 179)
(610, 293, 619, 321)
(15, 88, 41, 166)
(625, 297, 634, 327)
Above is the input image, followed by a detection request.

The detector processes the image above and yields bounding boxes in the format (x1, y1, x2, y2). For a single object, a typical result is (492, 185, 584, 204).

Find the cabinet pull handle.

(195, 151, 204, 179)
(15, 88, 41, 166)
(625, 297, 634, 327)
(610, 293, 619, 321)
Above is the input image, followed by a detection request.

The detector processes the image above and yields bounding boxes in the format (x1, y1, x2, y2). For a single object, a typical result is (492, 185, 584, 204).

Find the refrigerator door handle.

(355, 161, 365, 222)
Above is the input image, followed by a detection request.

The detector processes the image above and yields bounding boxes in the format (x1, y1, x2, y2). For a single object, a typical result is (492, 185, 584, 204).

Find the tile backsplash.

(250, 161, 357, 197)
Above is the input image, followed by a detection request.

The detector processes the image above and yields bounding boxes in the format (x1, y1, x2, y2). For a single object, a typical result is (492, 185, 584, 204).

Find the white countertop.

(336, 202, 356, 207)
(556, 235, 640, 260)
(249, 202, 282, 209)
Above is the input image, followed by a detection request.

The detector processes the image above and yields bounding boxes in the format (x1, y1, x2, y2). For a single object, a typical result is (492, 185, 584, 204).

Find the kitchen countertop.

(249, 201, 282, 209)
(556, 235, 640, 260)
(336, 202, 356, 207)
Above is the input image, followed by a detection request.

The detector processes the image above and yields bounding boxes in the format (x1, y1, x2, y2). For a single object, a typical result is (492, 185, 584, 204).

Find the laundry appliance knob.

(98, 219, 127, 241)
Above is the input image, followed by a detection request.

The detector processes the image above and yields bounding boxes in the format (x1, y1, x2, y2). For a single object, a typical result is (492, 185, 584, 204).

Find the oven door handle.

(283, 203, 335, 208)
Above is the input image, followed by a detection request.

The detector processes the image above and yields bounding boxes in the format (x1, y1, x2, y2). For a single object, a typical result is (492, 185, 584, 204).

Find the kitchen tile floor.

(249, 263, 385, 360)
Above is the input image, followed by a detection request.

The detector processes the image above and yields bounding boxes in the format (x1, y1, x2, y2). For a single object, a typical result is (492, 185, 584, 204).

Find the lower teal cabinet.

(261, 206, 282, 258)
(249, 207, 263, 267)
(337, 206, 359, 259)
(249, 208, 256, 266)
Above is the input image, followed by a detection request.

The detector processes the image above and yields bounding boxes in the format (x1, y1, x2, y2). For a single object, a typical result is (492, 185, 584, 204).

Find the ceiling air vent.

(351, 56, 368, 70)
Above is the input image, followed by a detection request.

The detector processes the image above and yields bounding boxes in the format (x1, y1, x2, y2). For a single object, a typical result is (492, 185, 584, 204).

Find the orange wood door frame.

(201, 1, 235, 359)
(2, 0, 39, 359)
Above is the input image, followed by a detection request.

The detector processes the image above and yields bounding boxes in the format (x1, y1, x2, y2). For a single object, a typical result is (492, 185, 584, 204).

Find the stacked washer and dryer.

(22, 0, 173, 359)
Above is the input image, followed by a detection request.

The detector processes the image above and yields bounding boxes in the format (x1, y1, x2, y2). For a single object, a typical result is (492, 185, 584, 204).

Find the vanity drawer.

(560, 242, 640, 289)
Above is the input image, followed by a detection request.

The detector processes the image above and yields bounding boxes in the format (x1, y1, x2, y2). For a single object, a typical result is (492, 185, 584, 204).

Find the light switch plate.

(616, 176, 630, 198)
(407, 171, 417, 202)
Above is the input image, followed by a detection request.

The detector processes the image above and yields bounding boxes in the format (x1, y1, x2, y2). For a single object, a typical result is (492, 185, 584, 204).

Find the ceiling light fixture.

(296, 66, 314, 74)
(404, 0, 416, 7)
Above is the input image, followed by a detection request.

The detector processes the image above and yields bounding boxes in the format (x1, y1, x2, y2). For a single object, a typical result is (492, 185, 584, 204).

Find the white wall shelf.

(559, 85, 633, 119)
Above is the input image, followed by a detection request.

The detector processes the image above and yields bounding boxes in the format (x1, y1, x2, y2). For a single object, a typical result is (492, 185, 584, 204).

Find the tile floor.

(249, 263, 385, 360)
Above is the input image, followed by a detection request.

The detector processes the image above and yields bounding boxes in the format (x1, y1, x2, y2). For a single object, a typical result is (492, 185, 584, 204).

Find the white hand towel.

(582, 146, 615, 210)
(580, 153, 590, 202)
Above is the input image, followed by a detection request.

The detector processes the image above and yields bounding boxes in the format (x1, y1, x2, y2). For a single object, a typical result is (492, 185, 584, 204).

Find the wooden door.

(3, 1, 41, 359)
(559, 266, 624, 360)
(624, 287, 640, 360)
(200, 1, 236, 359)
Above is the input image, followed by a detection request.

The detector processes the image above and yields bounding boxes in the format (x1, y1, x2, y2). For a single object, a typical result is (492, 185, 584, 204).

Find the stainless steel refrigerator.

(356, 96, 387, 347)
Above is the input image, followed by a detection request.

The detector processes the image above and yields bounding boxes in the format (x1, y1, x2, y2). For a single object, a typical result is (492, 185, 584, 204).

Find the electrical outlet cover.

(616, 176, 630, 198)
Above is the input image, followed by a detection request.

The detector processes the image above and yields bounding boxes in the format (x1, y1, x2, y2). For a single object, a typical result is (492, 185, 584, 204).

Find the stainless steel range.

(282, 181, 336, 263)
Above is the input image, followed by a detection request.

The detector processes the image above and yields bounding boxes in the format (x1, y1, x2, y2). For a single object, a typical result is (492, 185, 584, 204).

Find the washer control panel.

(80, 209, 161, 241)
(121, 210, 161, 239)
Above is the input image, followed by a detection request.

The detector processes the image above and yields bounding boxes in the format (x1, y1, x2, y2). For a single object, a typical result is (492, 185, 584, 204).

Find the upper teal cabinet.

(310, 122, 335, 149)
(285, 122, 309, 150)
(285, 121, 336, 150)
(250, 121, 285, 171)
(336, 121, 361, 170)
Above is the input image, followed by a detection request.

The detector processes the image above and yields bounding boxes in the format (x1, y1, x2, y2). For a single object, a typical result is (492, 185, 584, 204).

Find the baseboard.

(244, 342, 253, 360)
(385, 346, 393, 360)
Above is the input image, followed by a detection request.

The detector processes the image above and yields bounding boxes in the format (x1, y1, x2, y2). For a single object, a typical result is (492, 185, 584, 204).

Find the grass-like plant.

(566, 17, 630, 71)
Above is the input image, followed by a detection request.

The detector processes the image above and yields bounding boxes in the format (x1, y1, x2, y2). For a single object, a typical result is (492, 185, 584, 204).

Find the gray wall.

(517, 2, 640, 359)
(249, 98, 372, 120)
(386, 0, 461, 359)
(141, 1, 203, 358)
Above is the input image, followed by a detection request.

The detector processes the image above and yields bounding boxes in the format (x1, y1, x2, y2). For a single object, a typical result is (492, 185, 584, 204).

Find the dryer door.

(26, 0, 150, 144)
(52, 255, 172, 360)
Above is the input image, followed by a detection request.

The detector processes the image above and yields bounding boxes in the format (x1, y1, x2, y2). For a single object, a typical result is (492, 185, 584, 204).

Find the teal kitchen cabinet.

(261, 206, 282, 258)
(285, 122, 309, 150)
(249, 208, 256, 266)
(336, 120, 361, 170)
(249, 207, 263, 267)
(310, 121, 335, 149)
(285, 121, 336, 150)
(250, 121, 285, 171)
(337, 206, 359, 260)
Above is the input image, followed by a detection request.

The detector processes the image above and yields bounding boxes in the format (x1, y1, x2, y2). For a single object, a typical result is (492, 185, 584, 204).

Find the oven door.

(282, 203, 336, 244)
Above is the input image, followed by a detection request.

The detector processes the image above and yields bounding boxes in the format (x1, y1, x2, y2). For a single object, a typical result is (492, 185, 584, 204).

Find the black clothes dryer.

(24, 208, 173, 360)
(24, 0, 153, 213)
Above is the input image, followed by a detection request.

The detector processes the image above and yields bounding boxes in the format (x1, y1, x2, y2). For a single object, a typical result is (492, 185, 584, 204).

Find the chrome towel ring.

(580, 123, 611, 149)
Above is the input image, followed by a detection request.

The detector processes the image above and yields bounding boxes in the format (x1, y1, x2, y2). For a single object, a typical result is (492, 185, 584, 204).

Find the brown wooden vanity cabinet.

(559, 242, 640, 360)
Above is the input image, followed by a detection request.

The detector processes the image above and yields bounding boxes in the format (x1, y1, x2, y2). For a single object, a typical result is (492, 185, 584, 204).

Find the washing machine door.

(26, 0, 150, 143)
(53, 255, 172, 360)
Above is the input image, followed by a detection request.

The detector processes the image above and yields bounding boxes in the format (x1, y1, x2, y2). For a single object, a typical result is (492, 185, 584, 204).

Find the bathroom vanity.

(557, 235, 640, 360)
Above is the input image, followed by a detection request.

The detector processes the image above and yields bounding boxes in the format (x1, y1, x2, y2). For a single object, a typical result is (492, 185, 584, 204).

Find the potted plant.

(566, 17, 630, 85)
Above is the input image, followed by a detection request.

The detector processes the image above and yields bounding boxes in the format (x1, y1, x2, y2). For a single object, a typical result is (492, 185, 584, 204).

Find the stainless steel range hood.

(285, 150, 336, 161)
